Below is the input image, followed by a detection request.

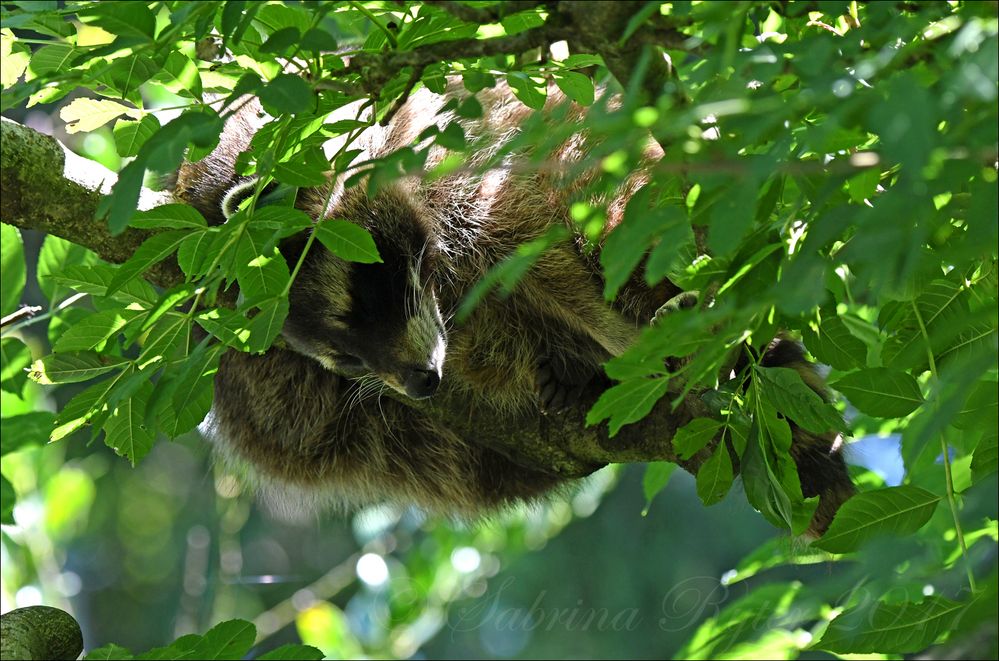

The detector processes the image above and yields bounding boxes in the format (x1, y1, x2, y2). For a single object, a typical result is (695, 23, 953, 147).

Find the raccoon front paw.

(652, 290, 700, 325)
(535, 356, 590, 414)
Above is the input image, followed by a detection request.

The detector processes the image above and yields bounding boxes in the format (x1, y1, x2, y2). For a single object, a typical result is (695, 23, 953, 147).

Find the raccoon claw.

(652, 290, 700, 325)
(536, 358, 588, 414)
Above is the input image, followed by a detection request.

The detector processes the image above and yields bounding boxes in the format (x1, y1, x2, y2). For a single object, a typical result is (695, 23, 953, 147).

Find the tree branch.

(0, 606, 83, 661)
(0, 117, 181, 288)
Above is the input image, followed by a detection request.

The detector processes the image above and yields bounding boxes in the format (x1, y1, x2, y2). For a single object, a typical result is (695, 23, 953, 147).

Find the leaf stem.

(349, 1, 398, 49)
(912, 301, 976, 594)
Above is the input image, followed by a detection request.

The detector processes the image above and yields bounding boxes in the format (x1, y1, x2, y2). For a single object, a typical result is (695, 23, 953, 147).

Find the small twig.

(0, 305, 42, 329)
(379, 64, 425, 126)
(1, 294, 88, 337)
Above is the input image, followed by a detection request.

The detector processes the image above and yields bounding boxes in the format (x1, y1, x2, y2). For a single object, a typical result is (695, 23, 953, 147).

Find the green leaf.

(52, 376, 120, 441)
(29, 352, 128, 385)
(741, 402, 800, 530)
(77, 1, 156, 40)
(260, 26, 301, 54)
(258, 74, 312, 115)
(755, 366, 847, 434)
(177, 229, 222, 279)
(673, 417, 722, 460)
(1, 337, 30, 394)
(1, 474, 14, 524)
(1, 223, 25, 316)
(641, 461, 677, 515)
(113, 115, 161, 158)
(829, 367, 924, 419)
(300, 29, 337, 53)
(235, 230, 291, 302)
(601, 187, 687, 300)
(137, 313, 190, 367)
(103, 380, 155, 465)
(107, 231, 187, 295)
(151, 52, 203, 99)
(51, 308, 141, 353)
(60, 97, 142, 133)
(191, 619, 256, 660)
(803, 316, 866, 371)
(507, 72, 546, 109)
(435, 122, 465, 150)
(553, 71, 595, 105)
(134, 634, 199, 660)
(84, 643, 134, 660)
(246, 297, 289, 353)
(257, 644, 324, 660)
(37, 235, 97, 301)
(52, 263, 158, 306)
(314, 221, 382, 264)
(586, 377, 670, 436)
(273, 149, 329, 187)
(882, 279, 969, 371)
(813, 485, 940, 553)
(815, 596, 966, 654)
(971, 430, 997, 484)
(696, 444, 734, 506)
(130, 204, 208, 230)
(0, 411, 54, 455)
(27, 43, 78, 75)
(196, 308, 252, 351)
(0, 31, 30, 88)
(163, 343, 222, 436)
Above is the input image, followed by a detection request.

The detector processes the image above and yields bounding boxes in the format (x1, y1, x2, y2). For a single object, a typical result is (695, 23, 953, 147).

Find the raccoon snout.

(403, 368, 441, 399)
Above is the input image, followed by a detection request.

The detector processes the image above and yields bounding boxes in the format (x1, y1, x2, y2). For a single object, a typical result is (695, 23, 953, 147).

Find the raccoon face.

(280, 196, 447, 400)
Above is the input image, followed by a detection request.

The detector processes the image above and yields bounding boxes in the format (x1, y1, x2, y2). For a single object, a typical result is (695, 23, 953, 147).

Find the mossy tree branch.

(0, 606, 84, 661)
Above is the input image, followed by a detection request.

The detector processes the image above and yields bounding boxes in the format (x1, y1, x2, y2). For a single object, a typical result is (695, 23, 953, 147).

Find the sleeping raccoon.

(175, 82, 854, 531)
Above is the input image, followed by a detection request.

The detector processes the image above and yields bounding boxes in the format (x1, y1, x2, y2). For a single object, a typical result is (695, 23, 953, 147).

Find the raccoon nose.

(404, 368, 440, 399)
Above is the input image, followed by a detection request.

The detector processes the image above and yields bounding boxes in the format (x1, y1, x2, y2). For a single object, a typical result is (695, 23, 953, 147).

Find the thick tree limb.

(0, 606, 83, 661)
(0, 117, 180, 288)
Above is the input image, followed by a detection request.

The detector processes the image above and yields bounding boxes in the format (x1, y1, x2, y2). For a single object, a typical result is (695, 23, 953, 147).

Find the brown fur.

(177, 81, 852, 532)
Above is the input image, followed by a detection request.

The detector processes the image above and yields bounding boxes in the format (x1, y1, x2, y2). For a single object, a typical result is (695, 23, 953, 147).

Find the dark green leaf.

(0, 411, 54, 455)
(815, 596, 965, 654)
(113, 115, 161, 158)
(1, 337, 30, 394)
(553, 71, 595, 105)
(586, 377, 670, 436)
(29, 352, 128, 385)
(314, 221, 381, 264)
(191, 619, 256, 660)
(641, 461, 677, 515)
(696, 444, 734, 505)
(1, 223, 25, 316)
(107, 231, 187, 295)
(259, 74, 312, 115)
(103, 380, 155, 465)
(829, 367, 924, 419)
(756, 366, 847, 434)
(813, 486, 940, 553)
(673, 417, 722, 460)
